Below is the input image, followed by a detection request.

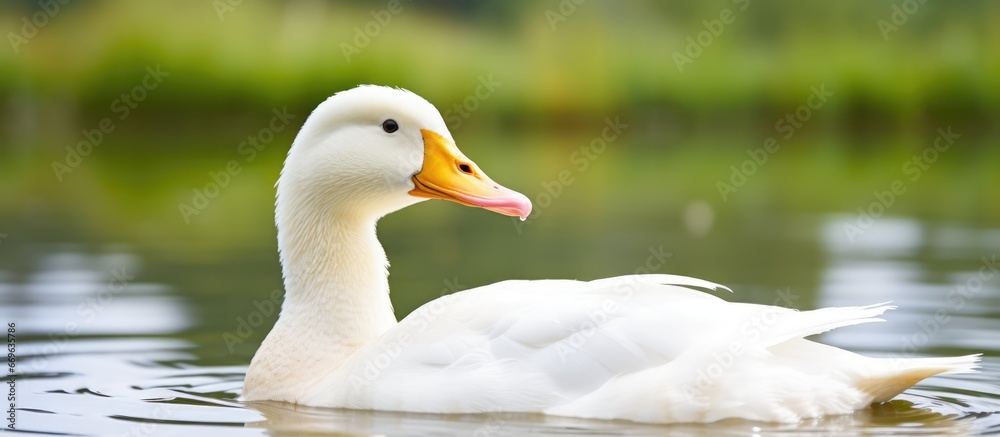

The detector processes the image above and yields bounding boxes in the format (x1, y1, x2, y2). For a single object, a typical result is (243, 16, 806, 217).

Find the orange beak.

(409, 129, 532, 220)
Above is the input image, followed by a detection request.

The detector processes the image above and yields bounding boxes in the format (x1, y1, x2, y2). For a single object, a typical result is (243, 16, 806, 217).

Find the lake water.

(2, 213, 998, 436)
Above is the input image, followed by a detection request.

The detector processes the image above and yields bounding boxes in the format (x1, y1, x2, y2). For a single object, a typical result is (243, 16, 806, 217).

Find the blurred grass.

(0, 0, 998, 251)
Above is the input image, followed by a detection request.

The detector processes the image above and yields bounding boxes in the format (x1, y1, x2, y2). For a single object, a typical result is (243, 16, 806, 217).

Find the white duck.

(241, 85, 978, 424)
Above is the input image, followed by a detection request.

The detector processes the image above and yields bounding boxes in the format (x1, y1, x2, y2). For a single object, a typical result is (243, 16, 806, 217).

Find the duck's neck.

(244, 196, 397, 401)
(278, 211, 396, 342)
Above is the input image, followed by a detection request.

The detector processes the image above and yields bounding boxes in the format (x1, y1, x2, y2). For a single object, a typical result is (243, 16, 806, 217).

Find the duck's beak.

(410, 129, 532, 220)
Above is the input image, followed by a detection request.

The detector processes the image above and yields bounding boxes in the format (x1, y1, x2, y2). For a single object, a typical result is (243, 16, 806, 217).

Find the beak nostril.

(458, 163, 473, 174)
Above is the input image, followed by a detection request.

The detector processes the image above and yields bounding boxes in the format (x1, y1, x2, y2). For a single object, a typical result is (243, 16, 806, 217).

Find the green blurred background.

(1, 0, 997, 359)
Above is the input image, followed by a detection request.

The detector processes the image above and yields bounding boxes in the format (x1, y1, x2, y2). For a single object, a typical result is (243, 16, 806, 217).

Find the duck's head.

(279, 85, 531, 221)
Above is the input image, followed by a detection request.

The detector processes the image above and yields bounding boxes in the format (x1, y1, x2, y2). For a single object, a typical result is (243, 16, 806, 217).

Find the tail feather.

(860, 354, 981, 403)
(759, 302, 896, 349)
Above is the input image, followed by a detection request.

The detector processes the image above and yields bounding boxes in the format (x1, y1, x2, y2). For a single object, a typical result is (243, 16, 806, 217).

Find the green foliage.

(0, 0, 996, 248)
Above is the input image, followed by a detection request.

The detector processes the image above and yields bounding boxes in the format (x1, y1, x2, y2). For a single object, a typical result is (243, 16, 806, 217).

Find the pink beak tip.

(465, 186, 532, 221)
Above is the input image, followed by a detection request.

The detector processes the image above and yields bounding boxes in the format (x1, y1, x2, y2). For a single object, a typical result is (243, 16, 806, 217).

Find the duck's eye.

(381, 119, 399, 133)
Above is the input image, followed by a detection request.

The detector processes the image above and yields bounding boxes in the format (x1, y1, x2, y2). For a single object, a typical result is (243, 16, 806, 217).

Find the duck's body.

(242, 85, 978, 424)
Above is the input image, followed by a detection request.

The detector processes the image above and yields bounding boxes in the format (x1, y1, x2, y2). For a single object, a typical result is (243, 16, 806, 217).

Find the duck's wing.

(311, 274, 977, 423)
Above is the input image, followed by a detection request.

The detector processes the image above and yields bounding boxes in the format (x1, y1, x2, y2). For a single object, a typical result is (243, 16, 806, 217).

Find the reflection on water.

(818, 217, 1000, 358)
(0, 246, 189, 336)
(2, 214, 999, 436)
